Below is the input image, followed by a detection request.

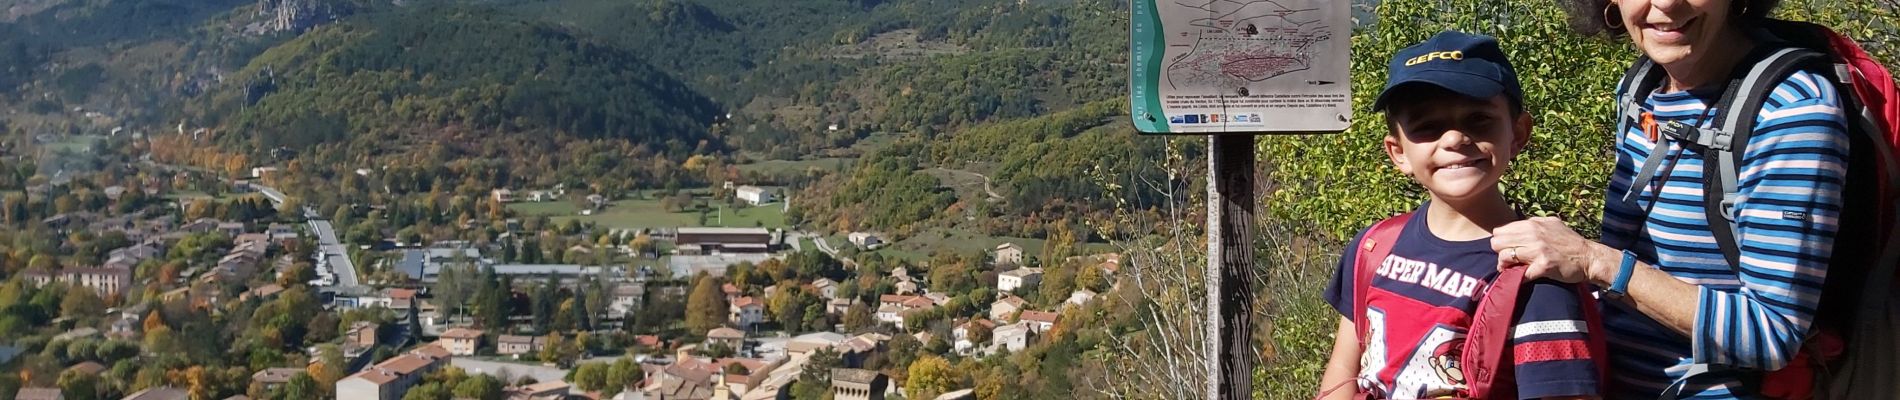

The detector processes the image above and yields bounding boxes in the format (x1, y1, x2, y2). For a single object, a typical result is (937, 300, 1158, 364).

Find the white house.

(991, 322, 1035, 353)
(876, 303, 905, 326)
(953, 319, 996, 356)
(847, 232, 883, 249)
(736, 186, 772, 206)
(990, 295, 1026, 322)
(997, 267, 1044, 292)
(730, 296, 765, 328)
(812, 278, 839, 300)
(1066, 289, 1098, 307)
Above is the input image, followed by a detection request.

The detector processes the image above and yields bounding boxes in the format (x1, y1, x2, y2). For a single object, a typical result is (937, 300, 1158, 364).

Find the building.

(953, 319, 996, 356)
(1019, 311, 1059, 333)
(993, 243, 1024, 267)
(336, 344, 452, 400)
(344, 321, 381, 357)
(675, 227, 774, 255)
(846, 232, 883, 249)
(496, 335, 544, 357)
(830, 368, 887, 400)
(893, 280, 918, 295)
(935, 389, 977, 400)
(735, 186, 772, 206)
(609, 283, 645, 319)
(436, 328, 483, 356)
(122, 386, 189, 400)
(492, 189, 515, 204)
(990, 295, 1027, 322)
(997, 267, 1043, 292)
(730, 296, 764, 327)
(992, 322, 1035, 353)
(707, 327, 746, 350)
(63, 267, 134, 297)
(811, 278, 839, 300)
(14, 387, 61, 400)
(1066, 289, 1098, 307)
(251, 368, 305, 392)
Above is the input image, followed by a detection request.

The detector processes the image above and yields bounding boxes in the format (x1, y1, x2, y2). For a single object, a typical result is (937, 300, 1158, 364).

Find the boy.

(1314, 31, 1601, 400)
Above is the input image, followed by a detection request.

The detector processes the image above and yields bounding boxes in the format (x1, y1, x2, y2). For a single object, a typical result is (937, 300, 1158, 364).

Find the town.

(1, 163, 1123, 400)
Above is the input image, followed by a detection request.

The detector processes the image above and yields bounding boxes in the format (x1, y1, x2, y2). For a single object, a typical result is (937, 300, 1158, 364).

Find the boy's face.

(1382, 90, 1531, 202)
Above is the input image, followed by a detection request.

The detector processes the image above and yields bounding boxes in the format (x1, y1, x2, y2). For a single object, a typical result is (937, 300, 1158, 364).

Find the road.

(809, 235, 858, 269)
(254, 182, 360, 288)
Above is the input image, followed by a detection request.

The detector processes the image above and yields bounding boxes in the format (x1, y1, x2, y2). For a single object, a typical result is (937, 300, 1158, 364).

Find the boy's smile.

(1384, 90, 1528, 203)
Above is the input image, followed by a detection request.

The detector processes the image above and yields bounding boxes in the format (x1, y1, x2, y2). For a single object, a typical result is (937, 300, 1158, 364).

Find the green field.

(736, 157, 853, 175)
(859, 227, 1115, 262)
(508, 196, 788, 230)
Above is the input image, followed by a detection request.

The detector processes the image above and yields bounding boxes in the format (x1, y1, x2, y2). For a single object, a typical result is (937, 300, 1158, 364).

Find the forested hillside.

(194, 6, 722, 154)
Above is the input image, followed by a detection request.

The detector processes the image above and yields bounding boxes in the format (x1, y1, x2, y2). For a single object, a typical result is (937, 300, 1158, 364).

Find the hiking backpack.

(1348, 213, 1611, 399)
(1612, 20, 1900, 400)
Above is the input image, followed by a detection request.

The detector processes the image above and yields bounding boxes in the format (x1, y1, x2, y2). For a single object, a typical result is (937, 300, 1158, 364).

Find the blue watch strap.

(1610, 250, 1638, 294)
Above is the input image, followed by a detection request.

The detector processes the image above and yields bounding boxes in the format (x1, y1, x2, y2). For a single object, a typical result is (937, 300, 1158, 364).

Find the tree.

(684, 274, 728, 333)
(791, 348, 843, 399)
(310, 344, 346, 389)
(605, 357, 640, 397)
(905, 355, 955, 400)
(452, 374, 504, 400)
(842, 303, 874, 333)
(60, 285, 104, 320)
(572, 362, 609, 392)
(57, 369, 98, 400)
(279, 372, 320, 400)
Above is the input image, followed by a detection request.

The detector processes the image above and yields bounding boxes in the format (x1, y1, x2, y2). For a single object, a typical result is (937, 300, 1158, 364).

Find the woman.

(1489, 0, 1850, 398)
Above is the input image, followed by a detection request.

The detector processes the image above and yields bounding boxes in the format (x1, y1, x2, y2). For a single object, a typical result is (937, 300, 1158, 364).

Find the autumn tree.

(905, 355, 955, 400)
(684, 273, 728, 333)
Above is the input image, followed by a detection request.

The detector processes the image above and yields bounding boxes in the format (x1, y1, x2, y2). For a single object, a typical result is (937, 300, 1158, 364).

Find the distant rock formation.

(254, 0, 344, 33)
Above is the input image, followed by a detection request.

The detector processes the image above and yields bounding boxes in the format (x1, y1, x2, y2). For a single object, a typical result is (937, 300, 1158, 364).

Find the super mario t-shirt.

(1324, 203, 1600, 399)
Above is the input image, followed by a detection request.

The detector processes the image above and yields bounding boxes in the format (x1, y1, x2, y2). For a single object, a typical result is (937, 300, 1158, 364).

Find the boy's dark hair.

(1381, 84, 1526, 136)
(1560, 0, 1781, 37)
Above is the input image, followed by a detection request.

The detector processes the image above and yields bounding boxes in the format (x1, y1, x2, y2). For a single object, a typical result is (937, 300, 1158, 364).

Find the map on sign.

(1130, 0, 1351, 134)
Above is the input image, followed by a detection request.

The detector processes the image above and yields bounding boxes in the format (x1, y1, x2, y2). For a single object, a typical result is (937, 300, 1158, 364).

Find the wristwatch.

(1600, 250, 1638, 301)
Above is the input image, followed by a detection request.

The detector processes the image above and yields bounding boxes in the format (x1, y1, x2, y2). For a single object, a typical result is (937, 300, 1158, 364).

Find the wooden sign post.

(1130, 0, 1352, 397)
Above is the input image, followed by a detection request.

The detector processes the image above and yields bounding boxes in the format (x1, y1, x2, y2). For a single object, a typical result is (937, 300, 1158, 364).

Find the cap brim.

(1372, 71, 1507, 111)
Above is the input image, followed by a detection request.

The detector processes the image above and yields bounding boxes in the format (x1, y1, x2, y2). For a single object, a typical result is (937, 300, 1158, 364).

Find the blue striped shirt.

(1600, 69, 1849, 399)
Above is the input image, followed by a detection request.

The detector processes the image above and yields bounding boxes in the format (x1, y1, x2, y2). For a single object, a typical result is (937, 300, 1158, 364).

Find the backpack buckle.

(1660, 121, 1735, 151)
(1720, 193, 1743, 222)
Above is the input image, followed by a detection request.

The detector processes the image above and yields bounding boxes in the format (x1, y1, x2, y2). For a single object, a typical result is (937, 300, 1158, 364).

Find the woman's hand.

(1490, 217, 1616, 285)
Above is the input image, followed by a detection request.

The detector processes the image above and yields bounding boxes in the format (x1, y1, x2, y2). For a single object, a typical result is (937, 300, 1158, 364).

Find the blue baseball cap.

(1372, 31, 1523, 112)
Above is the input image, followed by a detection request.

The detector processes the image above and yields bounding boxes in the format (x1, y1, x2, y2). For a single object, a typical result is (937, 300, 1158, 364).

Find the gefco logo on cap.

(1404, 50, 1464, 66)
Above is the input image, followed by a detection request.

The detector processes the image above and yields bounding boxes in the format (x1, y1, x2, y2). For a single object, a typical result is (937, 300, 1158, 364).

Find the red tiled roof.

(1020, 310, 1059, 324)
(440, 328, 483, 340)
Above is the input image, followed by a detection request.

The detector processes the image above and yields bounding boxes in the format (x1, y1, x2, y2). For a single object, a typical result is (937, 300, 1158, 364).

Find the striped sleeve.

(1691, 71, 1849, 370)
(1511, 280, 1600, 399)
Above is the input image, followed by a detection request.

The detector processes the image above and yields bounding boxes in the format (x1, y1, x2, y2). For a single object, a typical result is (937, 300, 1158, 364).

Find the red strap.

(1462, 267, 1528, 399)
(1355, 213, 1413, 346)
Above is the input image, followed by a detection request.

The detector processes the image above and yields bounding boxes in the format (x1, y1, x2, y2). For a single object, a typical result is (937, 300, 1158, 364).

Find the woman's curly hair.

(1558, 0, 1782, 36)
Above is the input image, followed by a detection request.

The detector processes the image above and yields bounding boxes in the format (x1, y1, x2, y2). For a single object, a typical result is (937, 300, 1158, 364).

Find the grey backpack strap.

(1702, 47, 1825, 267)
(1618, 57, 1673, 205)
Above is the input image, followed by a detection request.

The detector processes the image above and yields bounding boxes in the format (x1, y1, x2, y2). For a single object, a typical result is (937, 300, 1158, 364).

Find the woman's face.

(1615, 0, 1739, 73)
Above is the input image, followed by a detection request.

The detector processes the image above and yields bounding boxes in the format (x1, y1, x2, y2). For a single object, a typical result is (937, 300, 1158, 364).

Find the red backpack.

(1348, 213, 1610, 399)
(1612, 20, 1900, 400)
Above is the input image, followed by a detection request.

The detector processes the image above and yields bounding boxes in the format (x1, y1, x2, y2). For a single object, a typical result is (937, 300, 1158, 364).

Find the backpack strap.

(1462, 266, 1528, 399)
(1354, 213, 1413, 346)
(1619, 57, 1674, 205)
(1701, 47, 1828, 267)
(1654, 46, 1828, 400)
